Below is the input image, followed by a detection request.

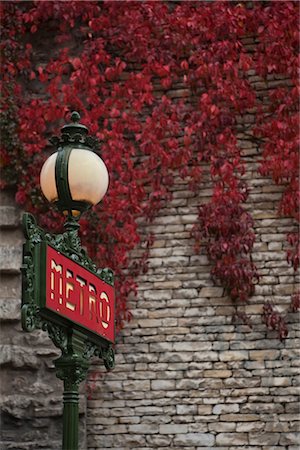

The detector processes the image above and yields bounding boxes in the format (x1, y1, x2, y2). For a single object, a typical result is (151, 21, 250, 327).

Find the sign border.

(36, 241, 115, 344)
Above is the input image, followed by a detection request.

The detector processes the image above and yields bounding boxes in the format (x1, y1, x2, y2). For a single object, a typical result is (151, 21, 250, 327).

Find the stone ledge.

(0, 441, 62, 450)
(0, 246, 22, 273)
(1, 393, 86, 417)
(0, 345, 39, 369)
(0, 206, 21, 228)
(0, 298, 20, 321)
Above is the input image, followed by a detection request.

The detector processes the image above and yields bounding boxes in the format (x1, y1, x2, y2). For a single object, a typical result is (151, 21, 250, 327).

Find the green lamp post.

(21, 112, 115, 450)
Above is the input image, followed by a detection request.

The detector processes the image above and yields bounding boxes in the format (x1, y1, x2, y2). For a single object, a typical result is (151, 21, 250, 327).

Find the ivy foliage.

(1, 1, 299, 338)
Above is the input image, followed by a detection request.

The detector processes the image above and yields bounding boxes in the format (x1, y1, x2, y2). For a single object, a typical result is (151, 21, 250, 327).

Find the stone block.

(184, 306, 215, 317)
(181, 214, 198, 224)
(219, 351, 249, 361)
(161, 256, 190, 268)
(208, 422, 236, 432)
(128, 424, 158, 434)
(249, 432, 280, 445)
(0, 206, 20, 228)
(193, 351, 219, 362)
(151, 379, 175, 390)
(261, 377, 291, 387)
(149, 342, 173, 353)
(172, 288, 198, 299)
(149, 307, 184, 319)
(0, 246, 22, 273)
(154, 216, 182, 225)
(199, 287, 224, 297)
(204, 370, 232, 378)
(173, 341, 212, 352)
(137, 318, 163, 328)
(279, 432, 300, 445)
(174, 432, 215, 446)
(241, 402, 284, 414)
(220, 414, 260, 422)
(153, 280, 183, 289)
(101, 424, 127, 434)
(213, 404, 239, 415)
(176, 378, 205, 390)
(0, 345, 39, 369)
(176, 404, 197, 415)
(216, 432, 248, 446)
(135, 406, 162, 415)
(145, 435, 172, 447)
(250, 350, 280, 361)
(0, 298, 20, 321)
(143, 290, 172, 300)
(159, 424, 188, 434)
(119, 416, 140, 424)
(148, 257, 165, 268)
(123, 380, 150, 391)
(197, 405, 213, 415)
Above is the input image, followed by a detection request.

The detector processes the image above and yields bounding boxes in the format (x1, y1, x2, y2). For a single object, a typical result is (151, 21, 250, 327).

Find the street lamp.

(21, 111, 115, 450)
(40, 111, 109, 220)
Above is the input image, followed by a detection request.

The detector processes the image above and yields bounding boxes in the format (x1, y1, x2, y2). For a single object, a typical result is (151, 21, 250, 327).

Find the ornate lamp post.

(21, 112, 115, 450)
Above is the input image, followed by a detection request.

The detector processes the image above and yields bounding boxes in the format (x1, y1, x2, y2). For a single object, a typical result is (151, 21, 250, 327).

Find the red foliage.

(192, 187, 258, 303)
(1, 1, 299, 337)
(290, 291, 300, 313)
(262, 303, 288, 342)
(254, 1, 299, 248)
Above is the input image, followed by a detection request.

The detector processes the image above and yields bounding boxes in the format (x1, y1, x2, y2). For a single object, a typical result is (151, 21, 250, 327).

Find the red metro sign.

(41, 244, 115, 343)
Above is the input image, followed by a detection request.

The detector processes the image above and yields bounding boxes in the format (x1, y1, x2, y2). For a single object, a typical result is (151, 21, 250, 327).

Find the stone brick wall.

(83, 54, 299, 449)
(0, 190, 87, 450)
(1, 159, 299, 449)
(86, 148, 299, 449)
(1, 37, 299, 450)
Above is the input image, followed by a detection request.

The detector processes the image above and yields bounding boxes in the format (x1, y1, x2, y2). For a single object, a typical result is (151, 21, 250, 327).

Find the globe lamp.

(40, 111, 109, 220)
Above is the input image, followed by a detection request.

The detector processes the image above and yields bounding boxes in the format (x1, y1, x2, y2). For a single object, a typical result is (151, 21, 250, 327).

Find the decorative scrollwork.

(22, 212, 45, 244)
(101, 346, 115, 371)
(49, 111, 99, 152)
(22, 212, 108, 281)
(21, 254, 35, 305)
(21, 303, 42, 332)
(83, 341, 99, 359)
(21, 211, 115, 375)
(55, 357, 90, 390)
(97, 268, 114, 286)
(43, 322, 68, 354)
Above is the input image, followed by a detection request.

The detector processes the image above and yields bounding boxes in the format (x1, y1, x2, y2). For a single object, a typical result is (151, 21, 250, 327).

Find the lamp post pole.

(55, 330, 89, 450)
(21, 112, 115, 450)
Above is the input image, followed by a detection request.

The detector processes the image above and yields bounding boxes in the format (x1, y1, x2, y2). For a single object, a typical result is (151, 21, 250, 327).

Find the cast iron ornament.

(21, 212, 115, 372)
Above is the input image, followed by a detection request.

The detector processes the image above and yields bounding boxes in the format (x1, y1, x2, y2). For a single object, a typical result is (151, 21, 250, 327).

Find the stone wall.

(1, 35, 299, 450)
(1, 156, 299, 449)
(86, 147, 299, 449)
(0, 190, 87, 450)
(82, 40, 299, 450)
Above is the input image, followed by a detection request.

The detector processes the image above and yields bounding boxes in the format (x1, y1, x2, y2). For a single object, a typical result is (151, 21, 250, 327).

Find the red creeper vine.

(1, 1, 299, 343)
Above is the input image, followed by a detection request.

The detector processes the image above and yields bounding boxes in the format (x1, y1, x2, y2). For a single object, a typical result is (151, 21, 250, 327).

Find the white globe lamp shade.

(40, 148, 109, 215)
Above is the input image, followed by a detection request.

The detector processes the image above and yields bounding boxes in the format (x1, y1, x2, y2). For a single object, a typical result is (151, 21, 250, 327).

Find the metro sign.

(36, 243, 115, 344)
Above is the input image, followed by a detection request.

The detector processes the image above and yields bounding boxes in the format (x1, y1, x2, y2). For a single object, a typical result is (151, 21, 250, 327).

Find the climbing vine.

(1, 1, 299, 339)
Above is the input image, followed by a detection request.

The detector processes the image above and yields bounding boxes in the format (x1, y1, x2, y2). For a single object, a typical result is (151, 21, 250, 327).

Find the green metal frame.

(55, 144, 91, 216)
(21, 212, 115, 450)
